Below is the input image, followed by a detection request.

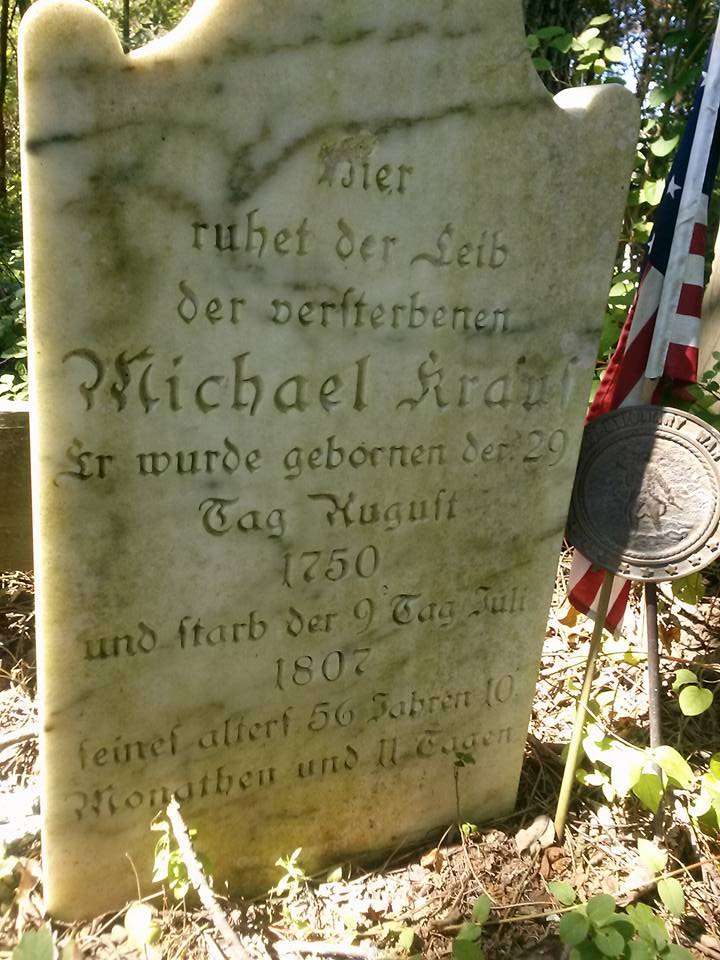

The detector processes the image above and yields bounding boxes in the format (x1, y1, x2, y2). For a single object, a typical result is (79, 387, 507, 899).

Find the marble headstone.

(0, 402, 33, 572)
(20, 0, 638, 919)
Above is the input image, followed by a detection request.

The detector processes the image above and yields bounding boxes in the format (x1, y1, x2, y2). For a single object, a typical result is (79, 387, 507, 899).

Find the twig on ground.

(696, 935, 720, 960)
(166, 798, 264, 960)
(0, 723, 38, 749)
(274, 941, 375, 958)
(483, 856, 719, 927)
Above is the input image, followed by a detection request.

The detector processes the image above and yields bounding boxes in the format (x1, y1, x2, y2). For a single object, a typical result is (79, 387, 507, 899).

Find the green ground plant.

(555, 891, 691, 960)
(442, 887, 692, 960)
(151, 814, 199, 899)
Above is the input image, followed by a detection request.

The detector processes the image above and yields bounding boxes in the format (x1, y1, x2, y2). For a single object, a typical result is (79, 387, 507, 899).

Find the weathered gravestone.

(20, 0, 638, 918)
(0, 401, 33, 572)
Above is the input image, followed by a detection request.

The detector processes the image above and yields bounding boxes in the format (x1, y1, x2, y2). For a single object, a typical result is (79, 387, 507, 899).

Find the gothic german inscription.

(20, 0, 638, 919)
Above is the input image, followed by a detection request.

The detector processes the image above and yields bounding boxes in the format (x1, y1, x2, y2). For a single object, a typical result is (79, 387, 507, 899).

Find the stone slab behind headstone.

(0, 401, 33, 572)
(20, 0, 638, 919)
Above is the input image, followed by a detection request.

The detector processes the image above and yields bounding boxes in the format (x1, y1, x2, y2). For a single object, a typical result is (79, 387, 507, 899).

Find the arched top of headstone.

(20, 0, 634, 146)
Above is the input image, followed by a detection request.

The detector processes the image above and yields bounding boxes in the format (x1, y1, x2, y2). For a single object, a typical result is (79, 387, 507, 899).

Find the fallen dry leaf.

(557, 604, 580, 628)
(420, 847, 445, 873)
(659, 621, 680, 652)
(516, 815, 555, 856)
(59, 936, 84, 960)
(14, 857, 43, 934)
(539, 847, 569, 879)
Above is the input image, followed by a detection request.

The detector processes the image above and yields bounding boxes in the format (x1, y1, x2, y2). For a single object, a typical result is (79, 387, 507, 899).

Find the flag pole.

(555, 570, 614, 840)
(638, 380, 665, 837)
(645, 583, 662, 751)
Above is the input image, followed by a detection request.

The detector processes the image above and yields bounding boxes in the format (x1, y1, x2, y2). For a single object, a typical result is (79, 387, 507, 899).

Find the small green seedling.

(450, 895, 493, 959)
(672, 669, 714, 717)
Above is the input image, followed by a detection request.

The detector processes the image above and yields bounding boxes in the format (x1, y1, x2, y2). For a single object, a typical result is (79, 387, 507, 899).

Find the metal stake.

(645, 582, 662, 750)
(644, 581, 666, 839)
(554, 570, 614, 841)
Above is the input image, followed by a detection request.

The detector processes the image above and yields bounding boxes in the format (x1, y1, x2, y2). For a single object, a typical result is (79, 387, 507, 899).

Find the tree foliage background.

(1, 0, 719, 405)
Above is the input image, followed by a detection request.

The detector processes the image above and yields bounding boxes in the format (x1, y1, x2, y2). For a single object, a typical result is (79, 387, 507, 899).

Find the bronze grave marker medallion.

(567, 405, 720, 581)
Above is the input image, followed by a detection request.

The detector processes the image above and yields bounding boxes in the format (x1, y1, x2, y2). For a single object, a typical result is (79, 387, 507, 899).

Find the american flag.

(568, 26, 720, 630)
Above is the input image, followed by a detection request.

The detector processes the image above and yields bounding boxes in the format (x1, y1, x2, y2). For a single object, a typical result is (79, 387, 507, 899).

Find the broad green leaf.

(577, 27, 601, 45)
(627, 902, 654, 933)
(587, 894, 616, 926)
(124, 902, 160, 947)
(658, 878, 685, 917)
(607, 917, 634, 941)
(672, 572, 704, 606)
(456, 923, 482, 942)
(452, 940, 484, 960)
(593, 58, 607, 73)
(604, 45, 623, 62)
(609, 279, 634, 298)
(551, 34, 572, 52)
(672, 669, 698, 693)
(526, 34, 540, 51)
(577, 769, 610, 788)
(472, 895, 492, 924)
(648, 87, 670, 108)
(599, 310, 621, 358)
(664, 946, 693, 959)
(560, 911, 591, 946)
(678, 684, 714, 717)
(570, 941, 605, 960)
(608, 747, 644, 797)
(640, 179, 664, 206)
(688, 792, 712, 818)
(709, 754, 720, 779)
(398, 928, 416, 951)
(533, 57, 553, 71)
(663, 28, 689, 44)
(647, 915, 668, 949)
(655, 746, 694, 789)
(593, 927, 625, 957)
(650, 135, 679, 157)
(588, 14, 613, 25)
(627, 941, 654, 960)
(548, 881, 577, 906)
(601, 781, 615, 803)
(582, 727, 613, 764)
(638, 839, 668, 874)
(627, 903, 668, 949)
(536, 26, 566, 39)
(632, 772, 663, 814)
(12, 927, 54, 960)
